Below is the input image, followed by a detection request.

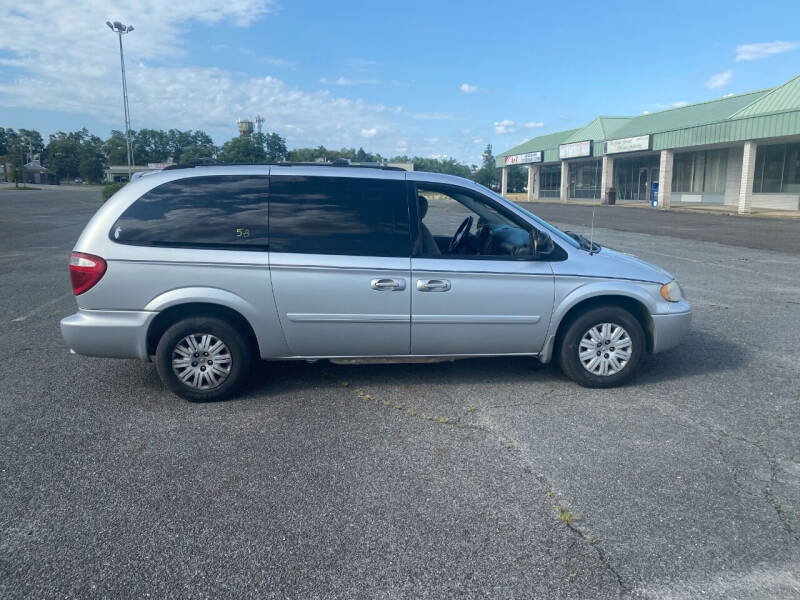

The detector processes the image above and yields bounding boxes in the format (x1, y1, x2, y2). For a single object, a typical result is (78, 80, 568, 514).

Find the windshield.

(477, 184, 581, 249)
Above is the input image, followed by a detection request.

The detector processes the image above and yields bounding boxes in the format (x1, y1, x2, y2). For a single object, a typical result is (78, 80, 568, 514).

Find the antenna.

(589, 207, 596, 255)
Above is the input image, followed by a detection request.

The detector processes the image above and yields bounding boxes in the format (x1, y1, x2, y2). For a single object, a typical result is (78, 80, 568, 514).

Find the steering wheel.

(449, 216, 473, 253)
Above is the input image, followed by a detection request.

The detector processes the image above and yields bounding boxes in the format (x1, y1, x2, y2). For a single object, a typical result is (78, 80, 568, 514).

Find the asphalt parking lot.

(1, 186, 799, 599)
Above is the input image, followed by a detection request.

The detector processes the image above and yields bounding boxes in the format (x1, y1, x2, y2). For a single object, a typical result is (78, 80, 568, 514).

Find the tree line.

(1, 125, 527, 191)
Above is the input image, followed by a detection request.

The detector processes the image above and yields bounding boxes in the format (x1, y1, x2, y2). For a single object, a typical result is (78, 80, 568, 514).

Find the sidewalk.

(505, 193, 800, 220)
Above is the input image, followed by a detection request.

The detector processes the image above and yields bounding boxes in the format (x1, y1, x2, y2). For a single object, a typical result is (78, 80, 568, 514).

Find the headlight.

(660, 280, 683, 302)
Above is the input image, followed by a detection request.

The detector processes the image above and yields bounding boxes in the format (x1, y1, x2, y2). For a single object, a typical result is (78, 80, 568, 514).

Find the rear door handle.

(370, 278, 406, 291)
(416, 279, 451, 292)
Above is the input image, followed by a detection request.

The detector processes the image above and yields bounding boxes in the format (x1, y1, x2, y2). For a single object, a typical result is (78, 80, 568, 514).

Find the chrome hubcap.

(171, 333, 232, 390)
(578, 323, 632, 376)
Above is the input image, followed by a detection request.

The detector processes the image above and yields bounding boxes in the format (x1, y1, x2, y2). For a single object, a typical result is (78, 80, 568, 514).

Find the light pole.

(106, 20, 134, 180)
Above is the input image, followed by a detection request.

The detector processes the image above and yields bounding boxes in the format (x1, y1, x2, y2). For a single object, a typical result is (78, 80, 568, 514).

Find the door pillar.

(601, 155, 614, 204)
(658, 150, 673, 210)
(738, 141, 757, 214)
(560, 161, 569, 203)
(526, 165, 537, 202)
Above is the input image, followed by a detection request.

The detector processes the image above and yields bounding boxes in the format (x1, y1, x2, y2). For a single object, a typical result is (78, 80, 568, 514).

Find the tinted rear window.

(268, 175, 409, 256)
(110, 175, 269, 250)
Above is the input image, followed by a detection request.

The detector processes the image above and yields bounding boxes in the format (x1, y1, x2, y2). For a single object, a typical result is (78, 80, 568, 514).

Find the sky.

(1, 0, 799, 164)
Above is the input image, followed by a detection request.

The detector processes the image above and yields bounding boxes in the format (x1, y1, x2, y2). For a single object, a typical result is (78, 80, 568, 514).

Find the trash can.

(606, 188, 616, 205)
(651, 181, 659, 208)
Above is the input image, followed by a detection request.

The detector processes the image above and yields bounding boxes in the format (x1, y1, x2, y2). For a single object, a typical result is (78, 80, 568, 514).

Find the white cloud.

(320, 76, 378, 86)
(493, 119, 515, 134)
(735, 41, 799, 61)
(0, 2, 421, 154)
(460, 83, 478, 94)
(472, 137, 482, 144)
(260, 57, 297, 69)
(412, 112, 454, 120)
(706, 70, 733, 89)
(723, 93, 735, 98)
(345, 58, 380, 69)
(642, 111, 650, 115)
(523, 121, 545, 129)
(656, 101, 689, 109)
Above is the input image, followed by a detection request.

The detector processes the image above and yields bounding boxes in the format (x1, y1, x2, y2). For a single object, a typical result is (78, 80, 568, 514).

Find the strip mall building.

(497, 74, 800, 213)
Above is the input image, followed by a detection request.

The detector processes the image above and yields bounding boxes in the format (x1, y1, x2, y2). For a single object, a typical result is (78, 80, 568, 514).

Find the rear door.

(268, 168, 411, 357)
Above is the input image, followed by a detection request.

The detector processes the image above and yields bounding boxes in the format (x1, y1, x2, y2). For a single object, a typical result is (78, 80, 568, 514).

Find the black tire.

(155, 316, 253, 402)
(557, 306, 645, 388)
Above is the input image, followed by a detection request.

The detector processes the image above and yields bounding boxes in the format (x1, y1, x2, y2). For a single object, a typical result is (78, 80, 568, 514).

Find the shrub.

(102, 182, 126, 202)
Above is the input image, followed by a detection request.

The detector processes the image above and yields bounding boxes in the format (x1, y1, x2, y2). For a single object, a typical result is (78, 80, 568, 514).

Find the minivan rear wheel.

(558, 306, 645, 388)
(155, 316, 252, 401)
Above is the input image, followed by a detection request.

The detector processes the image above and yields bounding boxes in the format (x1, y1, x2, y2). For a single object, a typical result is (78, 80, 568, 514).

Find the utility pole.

(106, 20, 135, 180)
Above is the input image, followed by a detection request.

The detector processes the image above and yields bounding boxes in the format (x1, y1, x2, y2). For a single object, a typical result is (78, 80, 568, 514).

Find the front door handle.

(370, 278, 406, 291)
(416, 279, 451, 292)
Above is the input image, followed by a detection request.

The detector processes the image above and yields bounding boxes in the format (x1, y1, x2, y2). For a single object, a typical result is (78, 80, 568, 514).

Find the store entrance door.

(637, 168, 649, 201)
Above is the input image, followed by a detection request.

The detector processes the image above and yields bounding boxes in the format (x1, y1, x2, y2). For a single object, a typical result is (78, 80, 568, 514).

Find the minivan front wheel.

(558, 306, 645, 388)
(155, 316, 252, 401)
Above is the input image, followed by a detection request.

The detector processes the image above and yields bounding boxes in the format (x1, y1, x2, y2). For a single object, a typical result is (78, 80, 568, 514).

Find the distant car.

(73, 177, 83, 184)
(61, 164, 691, 401)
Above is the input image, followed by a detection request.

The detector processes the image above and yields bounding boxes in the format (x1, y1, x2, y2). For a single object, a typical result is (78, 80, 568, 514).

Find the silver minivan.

(61, 164, 691, 401)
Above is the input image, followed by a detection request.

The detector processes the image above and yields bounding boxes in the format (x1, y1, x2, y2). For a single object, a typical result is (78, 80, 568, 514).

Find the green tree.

(218, 136, 266, 163)
(258, 132, 288, 162)
(132, 128, 170, 164)
(1, 127, 24, 186)
(473, 144, 498, 189)
(167, 129, 216, 163)
(78, 134, 106, 183)
(104, 130, 129, 165)
(45, 129, 106, 183)
(404, 156, 472, 179)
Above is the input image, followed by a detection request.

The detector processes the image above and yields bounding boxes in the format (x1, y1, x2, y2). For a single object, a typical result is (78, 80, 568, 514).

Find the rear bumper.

(651, 310, 692, 354)
(60, 309, 156, 360)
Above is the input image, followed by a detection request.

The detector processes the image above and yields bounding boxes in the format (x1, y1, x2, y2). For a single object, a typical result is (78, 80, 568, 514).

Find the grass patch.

(556, 504, 578, 525)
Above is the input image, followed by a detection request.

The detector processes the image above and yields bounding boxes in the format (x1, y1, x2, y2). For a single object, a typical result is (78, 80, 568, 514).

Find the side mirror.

(530, 230, 552, 257)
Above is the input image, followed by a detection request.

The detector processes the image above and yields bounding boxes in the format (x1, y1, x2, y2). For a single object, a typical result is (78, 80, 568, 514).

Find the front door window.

(414, 184, 541, 259)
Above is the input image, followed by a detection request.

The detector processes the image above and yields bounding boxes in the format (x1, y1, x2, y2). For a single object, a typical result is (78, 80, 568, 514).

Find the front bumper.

(60, 309, 156, 360)
(651, 308, 692, 354)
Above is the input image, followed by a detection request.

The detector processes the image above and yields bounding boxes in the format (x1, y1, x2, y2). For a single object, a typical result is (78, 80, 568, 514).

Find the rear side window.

(110, 175, 269, 250)
(269, 175, 409, 256)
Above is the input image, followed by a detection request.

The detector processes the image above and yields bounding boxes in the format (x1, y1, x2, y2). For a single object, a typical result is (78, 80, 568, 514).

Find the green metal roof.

(730, 74, 800, 117)
(563, 117, 630, 144)
(608, 89, 772, 140)
(495, 128, 579, 167)
(498, 74, 800, 166)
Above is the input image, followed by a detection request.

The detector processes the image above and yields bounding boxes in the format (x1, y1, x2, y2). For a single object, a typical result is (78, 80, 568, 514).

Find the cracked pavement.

(1, 188, 799, 598)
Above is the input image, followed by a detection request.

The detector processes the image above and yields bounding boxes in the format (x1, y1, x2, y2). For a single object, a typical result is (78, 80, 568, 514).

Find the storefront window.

(568, 160, 601, 199)
(673, 154, 693, 192)
(753, 142, 800, 193)
(672, 149, 728, 194)
(539, 165, 561, 198)
(614, 155, 660, 201)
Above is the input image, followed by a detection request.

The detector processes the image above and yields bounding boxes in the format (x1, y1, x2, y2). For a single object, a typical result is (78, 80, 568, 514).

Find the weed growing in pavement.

(557, 504, 578, 525)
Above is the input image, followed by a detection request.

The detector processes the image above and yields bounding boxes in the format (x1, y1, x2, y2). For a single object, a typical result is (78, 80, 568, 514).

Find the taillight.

(69, 252, 107, 295)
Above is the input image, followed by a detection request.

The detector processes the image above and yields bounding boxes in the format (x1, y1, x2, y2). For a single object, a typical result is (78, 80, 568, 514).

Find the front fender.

(539, 277, 666, 363)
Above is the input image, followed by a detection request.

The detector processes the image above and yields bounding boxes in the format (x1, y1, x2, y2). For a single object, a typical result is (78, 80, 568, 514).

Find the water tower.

(237, 118, 254, 136)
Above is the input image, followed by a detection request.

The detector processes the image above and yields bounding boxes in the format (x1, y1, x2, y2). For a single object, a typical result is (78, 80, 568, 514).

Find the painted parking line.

(11, 292, 73, 322)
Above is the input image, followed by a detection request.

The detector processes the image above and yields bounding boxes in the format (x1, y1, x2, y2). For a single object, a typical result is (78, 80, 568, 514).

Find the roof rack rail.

(162, 159, 405, 172)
